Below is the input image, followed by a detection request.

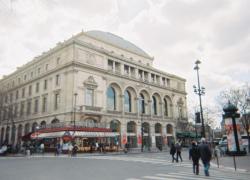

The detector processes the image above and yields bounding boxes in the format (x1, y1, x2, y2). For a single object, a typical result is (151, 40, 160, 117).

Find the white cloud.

(0, 0, 249, 127)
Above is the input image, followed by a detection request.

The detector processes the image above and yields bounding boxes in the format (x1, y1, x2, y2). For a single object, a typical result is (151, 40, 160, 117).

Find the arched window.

(124, 90, 131, 112)
(11, 125, 16, 144)
(1, 127, 5, 144)
(107, 86, 116, 110)
(139, 93, 145, 114)
(167, 124, 173, 134)
(17, 125, 23, 140)
(164, 99, 168, 116)
(152, 96, 157, 115)
(24, 123, 30, 135)
(5, 126, 10, 144)
(110, 120, 120, 132)
(32, 122, 38, 132)
(40, 121, 46, 128)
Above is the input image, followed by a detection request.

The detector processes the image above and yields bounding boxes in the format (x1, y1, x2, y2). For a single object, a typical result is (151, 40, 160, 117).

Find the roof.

(85, 30, 151, 59)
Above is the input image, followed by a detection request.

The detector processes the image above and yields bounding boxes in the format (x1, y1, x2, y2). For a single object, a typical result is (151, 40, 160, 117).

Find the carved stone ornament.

(84, 76, 98, 89)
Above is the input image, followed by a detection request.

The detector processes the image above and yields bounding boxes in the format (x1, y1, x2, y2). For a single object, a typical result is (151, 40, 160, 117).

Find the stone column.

(150, 123, 156, 150)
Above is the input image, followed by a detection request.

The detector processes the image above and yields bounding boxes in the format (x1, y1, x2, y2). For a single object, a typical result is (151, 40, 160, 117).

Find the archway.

(142, 122, 151, 150)
(155, 123, 163, 150)
(127, 121, 137, 148)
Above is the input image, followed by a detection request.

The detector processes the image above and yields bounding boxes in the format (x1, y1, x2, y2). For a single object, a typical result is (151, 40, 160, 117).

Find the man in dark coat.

(189, 141, 200, 175)
(199, 138, 212, 176)
(175, 141, 182, 162)
(170, 143, 177, 162)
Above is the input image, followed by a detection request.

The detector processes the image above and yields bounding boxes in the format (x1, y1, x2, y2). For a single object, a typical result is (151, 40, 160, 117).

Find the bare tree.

(217, 84, 250, 152)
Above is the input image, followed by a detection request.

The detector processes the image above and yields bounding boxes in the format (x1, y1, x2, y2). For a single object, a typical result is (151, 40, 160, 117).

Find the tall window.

(42, 96, 47, 112)
(34, 99, 39, 113)
(56, 75, 60, 86)
(54, 93, 60, 110)
(139, 93, 145, 114)
(14, 104, 18, 118)
(36, 82, 39, 93)
(107, 86, 116, 110)
(28, 85, 32, 96)
(27, 101, 31, 115)
(20, 103, 24, 117)
(16, 90, 19, 100)
(85, 89, 94, 106)
(152, 96, 157, 115)
(44, 79, 47, 90)
(164, 99, 168, 116)
(124, 90, 131, 112)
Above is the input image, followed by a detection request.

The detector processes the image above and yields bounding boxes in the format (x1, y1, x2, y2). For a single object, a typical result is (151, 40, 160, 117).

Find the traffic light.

(195, 112, 201, 123)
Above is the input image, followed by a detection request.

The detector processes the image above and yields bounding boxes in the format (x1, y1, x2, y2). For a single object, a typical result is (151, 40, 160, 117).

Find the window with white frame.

(85, 88, 94, 106)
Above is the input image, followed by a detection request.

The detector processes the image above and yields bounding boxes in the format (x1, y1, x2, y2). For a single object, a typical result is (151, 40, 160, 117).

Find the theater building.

(0, 30, 187, 150)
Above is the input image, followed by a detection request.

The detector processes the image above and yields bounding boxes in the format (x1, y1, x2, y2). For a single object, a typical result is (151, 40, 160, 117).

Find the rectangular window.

(42, 96, 47, 112)
(10, 93, 13, 103)
(44, 79, 47, 90)
(14, 104, 18, 118)
(16, 90, 19, 100)
(138, 70, 143, 79)
(108, 60, 113, 71)
(18, 78, 21, 84)
(124, 65, 129, 75)
(5, 95, 8, 103)
(24, 74, 27, 81)
(31, 72, 33, 78)
(20, 102, 24, 117)
(45, 64, 49, 71)
(22, 88, 25, 98)
(34, 99, 39, 113)
(56, 75, 60, 86)
(166, 78, 170, 87)
(54, 93, 60, 110)
(27, 101, 31, 115)
(38, 68, 41, 74)
(36, 82, 39, 93)
(29, 85, 32, 96)
(85, 89, 94, 106)
(56, 57, 60, 65)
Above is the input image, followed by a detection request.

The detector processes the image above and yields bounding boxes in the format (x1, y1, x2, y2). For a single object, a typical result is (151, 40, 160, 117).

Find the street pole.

(73, 93, 78, 132)
(193, 60, 206, 138)
(141, 113, 143, 152)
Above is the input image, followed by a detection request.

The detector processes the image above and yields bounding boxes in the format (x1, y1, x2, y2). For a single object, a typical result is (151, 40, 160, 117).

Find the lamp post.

(73, 93, 78, 131)
(141, 112, 144, 152)
(193, 60, 206, 138)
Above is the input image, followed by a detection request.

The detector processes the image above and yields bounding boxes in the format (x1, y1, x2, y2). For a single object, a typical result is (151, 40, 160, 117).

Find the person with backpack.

(175, 141, 183, 162)
(170, 143, 177, 162)
(189, 141, 200, 175)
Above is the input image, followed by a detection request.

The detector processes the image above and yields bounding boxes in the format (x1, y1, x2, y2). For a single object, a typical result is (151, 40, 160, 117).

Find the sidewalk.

(211, 154, 250, 172)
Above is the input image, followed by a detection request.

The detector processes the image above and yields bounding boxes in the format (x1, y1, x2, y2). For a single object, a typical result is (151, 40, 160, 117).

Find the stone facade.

(0, 30, 187, 149)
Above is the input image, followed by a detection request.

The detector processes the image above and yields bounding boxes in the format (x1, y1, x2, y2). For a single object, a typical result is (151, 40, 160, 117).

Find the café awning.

(31, 131, 120, 139)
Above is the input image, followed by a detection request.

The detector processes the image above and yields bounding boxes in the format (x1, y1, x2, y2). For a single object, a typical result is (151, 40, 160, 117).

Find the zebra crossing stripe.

(167, 172, 248, 180)
(142, 176, 175, 180)
(157, 173, 208, 180)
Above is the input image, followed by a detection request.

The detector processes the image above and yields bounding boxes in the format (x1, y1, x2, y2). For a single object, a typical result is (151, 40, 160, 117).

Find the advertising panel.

(225, 117, 243, 152)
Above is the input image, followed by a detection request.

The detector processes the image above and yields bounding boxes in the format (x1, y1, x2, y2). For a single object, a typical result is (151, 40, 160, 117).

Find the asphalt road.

(0, 153, 249, 180)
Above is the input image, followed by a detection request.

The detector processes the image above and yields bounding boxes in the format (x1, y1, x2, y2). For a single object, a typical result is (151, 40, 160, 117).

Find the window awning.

(31, 131, 120, 139)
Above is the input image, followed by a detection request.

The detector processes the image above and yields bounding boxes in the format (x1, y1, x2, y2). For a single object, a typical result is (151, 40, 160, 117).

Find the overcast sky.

(1, 0, 249, 126)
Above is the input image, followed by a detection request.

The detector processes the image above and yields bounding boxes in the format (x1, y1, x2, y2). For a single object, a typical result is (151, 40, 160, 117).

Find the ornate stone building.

(0, 30, 187, 149)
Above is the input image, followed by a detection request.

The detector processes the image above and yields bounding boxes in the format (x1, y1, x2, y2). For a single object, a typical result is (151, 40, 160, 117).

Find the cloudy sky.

(1, 0, 249, 126)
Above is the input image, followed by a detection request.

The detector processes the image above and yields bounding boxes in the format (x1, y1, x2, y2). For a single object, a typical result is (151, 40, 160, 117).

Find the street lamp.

(141, 112, 144, 152)
(73, 93, 78, 131)
(193, 60, 206, 138)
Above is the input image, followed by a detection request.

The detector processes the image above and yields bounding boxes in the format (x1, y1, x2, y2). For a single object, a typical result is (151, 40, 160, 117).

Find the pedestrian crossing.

(83, 155, 193, 167)
(126, 170, 250, 180)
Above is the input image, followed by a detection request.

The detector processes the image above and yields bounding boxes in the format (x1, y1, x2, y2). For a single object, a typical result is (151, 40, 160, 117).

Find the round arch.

(32, 122, 38, 132)
(166, 124, 173, 134)
(152, 93, 162, 116)
(40, 121, 46, 128)
(11, 125, 16, 144)
(138, 89, 150, 114)
(124, 86, 137, 113)
(110, 120, 121, 133)
(24, 123, 30, 135)
(163, 95, 173, 117)
(17, 124, 23, 141)
(107, 82, 122, 111)
(1, 127, 5, 144)
(127, 121, 137, 148)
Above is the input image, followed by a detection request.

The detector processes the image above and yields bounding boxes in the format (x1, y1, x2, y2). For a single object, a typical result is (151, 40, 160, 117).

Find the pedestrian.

(40, 142, 45, 155)
(170, 143, 177, 163)
(68, 143, 73, 157)
(199, 138, 212, 176)
(72, 144, 78, 157)
(189, 141, 200, 175)
(95, 141, 99, 152)
(175, 141, 182, 162)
